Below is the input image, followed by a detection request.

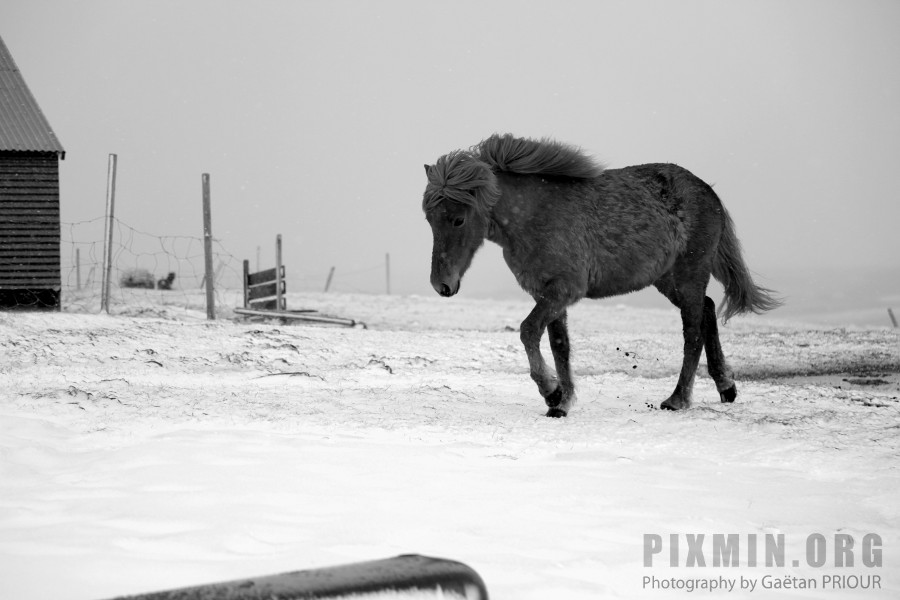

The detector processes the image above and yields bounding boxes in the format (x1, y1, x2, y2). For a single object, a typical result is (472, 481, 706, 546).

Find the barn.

(0, 35, 66, 310)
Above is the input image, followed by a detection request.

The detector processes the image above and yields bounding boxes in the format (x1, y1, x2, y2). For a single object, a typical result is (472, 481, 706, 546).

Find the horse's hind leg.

(654, 273, 707, 410)
(701, 296, 737, 402)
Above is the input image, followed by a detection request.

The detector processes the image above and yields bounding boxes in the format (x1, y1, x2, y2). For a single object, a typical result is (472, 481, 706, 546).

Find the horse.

(422, 133, 781, 417)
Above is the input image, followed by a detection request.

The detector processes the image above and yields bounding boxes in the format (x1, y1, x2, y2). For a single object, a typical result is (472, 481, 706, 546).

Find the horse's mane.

(422, 150, 498, 213)
(423, 134, 604, 215)
(477, 133, 605, 179)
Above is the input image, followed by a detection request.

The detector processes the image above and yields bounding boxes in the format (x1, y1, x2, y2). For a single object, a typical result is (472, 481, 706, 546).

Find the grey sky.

(1, 0, 898, 305)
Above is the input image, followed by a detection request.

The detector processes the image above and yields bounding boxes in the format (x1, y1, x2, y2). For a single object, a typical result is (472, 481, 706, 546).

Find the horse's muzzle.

(432, 278, 460, 297)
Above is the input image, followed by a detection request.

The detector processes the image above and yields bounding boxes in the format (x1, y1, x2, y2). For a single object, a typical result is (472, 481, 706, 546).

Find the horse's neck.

(485, 186, 532, 249)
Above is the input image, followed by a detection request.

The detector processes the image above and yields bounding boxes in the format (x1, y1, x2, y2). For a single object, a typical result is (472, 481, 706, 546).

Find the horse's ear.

(424, 164, 432, 176)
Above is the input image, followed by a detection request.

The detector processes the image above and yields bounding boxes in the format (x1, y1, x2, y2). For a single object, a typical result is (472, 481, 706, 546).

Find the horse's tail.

(712, 206, 782, 322)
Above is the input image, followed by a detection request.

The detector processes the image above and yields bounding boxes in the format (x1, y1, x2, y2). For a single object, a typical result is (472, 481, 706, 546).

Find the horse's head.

(422, 152, 499, 297)
(424, 192, 488, 296)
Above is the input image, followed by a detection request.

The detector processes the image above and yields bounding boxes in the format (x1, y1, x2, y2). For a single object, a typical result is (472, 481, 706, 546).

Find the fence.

(59, 216, 244, 318)
(56, 216, 393, 318)
(27, 157, 393, 317)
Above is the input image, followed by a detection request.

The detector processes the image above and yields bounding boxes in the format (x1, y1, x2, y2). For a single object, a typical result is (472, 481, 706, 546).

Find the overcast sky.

(2, 0, 898, 305)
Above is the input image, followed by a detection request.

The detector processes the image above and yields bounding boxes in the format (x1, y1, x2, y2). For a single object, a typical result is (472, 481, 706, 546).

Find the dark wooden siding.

(0, 152, 61, 293)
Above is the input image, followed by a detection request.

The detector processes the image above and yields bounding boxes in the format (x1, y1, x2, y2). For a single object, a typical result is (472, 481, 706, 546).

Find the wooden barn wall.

(0, 152, 61, 292)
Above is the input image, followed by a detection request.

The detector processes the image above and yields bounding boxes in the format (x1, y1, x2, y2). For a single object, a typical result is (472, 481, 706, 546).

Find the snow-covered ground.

(2, 291, 898, 599)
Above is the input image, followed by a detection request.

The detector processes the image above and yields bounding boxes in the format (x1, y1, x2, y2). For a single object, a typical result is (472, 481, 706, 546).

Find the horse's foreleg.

(547, 312, 576, 417)
(520, 306, 556, 398)
(520, 300, 572, 417)
(701, 296, 737, 402)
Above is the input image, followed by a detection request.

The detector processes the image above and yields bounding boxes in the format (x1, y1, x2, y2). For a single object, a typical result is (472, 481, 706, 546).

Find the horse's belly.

(585, 277, 652, 299)
(584, 245, 677, 299)
(581, 200, 685, 298)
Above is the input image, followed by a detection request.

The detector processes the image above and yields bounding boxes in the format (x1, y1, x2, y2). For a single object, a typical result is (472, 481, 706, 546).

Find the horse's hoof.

(719, 384, 737, 403)
(544, 386, 563, 408)
(660, 397, 690, 411)
(546, 407, 568, 418)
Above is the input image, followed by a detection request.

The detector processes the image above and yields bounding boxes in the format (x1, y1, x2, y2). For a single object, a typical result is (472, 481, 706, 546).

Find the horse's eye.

(452, 216, 466, 228)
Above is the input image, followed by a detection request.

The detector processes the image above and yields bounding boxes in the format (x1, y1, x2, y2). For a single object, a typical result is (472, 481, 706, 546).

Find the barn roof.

(0, 35, 65, 158)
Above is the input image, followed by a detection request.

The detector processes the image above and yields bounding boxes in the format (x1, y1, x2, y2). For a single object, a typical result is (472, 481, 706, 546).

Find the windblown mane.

(422, 150, 498, 214)
(477, 133, 605, 179)
(422, 134, 604, 215)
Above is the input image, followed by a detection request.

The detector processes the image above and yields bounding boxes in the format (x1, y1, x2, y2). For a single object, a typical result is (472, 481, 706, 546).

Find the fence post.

(324, 266, 335, 292)
(100, 153, 117, 313)
(202, 174, 215, 320)
(275, 234, 284, 310)
(242, 259, 250, 309)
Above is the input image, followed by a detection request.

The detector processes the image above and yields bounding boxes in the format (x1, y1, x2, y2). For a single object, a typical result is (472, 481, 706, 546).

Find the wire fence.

(57, 217, 391, 318)
(60, 216, 245, 317)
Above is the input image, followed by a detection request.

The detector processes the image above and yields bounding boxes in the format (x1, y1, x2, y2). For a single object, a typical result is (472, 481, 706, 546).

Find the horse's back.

(580, 164, 725, 298)
(492, 164, 724, 300)
(601, 162, 718, 206)
(585, 164, 726, 296)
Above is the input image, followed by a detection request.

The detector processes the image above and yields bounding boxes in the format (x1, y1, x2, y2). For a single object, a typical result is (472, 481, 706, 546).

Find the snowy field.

(2, 290, 899, 599)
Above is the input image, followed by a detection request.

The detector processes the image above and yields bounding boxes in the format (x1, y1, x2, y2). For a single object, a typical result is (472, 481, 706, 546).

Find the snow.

(1, 292, 899, 599)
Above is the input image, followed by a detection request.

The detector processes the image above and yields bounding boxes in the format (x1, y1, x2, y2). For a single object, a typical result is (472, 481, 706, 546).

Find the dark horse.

(423, 134, 780, 417)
